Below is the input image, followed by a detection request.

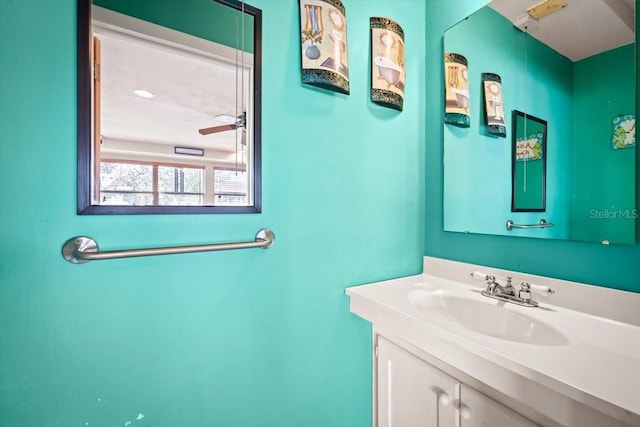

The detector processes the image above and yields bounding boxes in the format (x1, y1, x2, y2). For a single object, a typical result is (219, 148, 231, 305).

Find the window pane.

(214, 168, 248, 205)
(215, 194, 248, 205)
(100, 161, 205, 206)
(101, 192, 154, 205)
(100, 162, 152, 191)
(157, 166, 203, 193)
(159, 193, 203, 205)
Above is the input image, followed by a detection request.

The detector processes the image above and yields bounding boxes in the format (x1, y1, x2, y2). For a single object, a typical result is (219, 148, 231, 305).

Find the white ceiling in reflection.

(489, 0, 635, 61)
(93, 7, 252, 154)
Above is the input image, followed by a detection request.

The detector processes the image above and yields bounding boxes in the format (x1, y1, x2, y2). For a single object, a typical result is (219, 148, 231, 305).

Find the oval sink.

(408, 291, 569, 346)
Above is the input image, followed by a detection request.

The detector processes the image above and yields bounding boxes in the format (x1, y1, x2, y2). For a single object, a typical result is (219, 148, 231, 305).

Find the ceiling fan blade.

(198, 123, 236, 135)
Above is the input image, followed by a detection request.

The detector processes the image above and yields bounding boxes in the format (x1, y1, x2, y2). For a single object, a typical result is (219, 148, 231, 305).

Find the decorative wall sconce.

(370, 17, 405, 111)
(299, 0, 350, 94)
(444, 53, 470, 127)
(482, 72, 506, 137)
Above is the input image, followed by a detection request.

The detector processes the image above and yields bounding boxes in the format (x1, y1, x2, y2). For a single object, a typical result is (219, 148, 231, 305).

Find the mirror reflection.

(443, 0, 636, 244)
(78, 0, 262, 214)
(512, 110, 547, 212)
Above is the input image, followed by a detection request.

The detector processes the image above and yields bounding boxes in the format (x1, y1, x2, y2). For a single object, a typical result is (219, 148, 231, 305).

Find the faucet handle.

(470, 271, 491, 281)
(471, 271, 508, 285)
(520, 282, 554, 296)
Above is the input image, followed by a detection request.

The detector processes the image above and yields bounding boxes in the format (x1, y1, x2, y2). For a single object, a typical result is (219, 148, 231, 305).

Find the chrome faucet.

(486, 276, 514, 296)
(472, 272, 554, 307)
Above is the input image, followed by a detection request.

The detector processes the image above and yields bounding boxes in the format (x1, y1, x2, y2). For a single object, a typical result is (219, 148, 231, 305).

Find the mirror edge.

(77, 0, 92, 214)
(76, 0, 263, 215)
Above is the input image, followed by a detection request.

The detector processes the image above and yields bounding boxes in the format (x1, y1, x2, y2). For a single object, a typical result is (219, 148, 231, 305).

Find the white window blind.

(214, 167, 248, 205)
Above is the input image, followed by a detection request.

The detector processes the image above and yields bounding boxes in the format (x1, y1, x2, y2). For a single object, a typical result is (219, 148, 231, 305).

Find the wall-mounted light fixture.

(174, 146, 204, 156)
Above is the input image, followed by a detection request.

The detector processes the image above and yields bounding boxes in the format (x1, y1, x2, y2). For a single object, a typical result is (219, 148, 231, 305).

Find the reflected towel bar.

(506, 219, 553, 231)
(62, 228, 275, 264)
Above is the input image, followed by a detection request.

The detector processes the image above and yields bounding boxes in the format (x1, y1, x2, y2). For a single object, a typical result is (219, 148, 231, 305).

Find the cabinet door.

(459, 384, 540, 427)
(377, 337, 458, 427)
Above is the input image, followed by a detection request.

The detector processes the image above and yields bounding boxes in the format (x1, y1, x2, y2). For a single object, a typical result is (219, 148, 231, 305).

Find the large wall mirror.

(77, 0, 262, 214)
(443, 0, 636, 244)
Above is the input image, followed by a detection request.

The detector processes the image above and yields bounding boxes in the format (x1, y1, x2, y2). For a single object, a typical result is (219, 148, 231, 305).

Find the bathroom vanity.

(346, 257, 640, 427)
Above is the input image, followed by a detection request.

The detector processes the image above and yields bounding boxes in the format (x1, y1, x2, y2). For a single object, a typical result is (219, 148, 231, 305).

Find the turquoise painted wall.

(426, 1, 640, 292)
(1, 1, 638, 426)
(93, 0, 255, 52)
(443, 7, 572, 240)
(571, 44, 636, 245)
(0, 0, 426, 425)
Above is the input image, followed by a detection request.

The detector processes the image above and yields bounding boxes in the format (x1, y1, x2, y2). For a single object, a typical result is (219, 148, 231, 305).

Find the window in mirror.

(77, 0, 262, 214)
(213, 167, 248, 206)
(100, 160, 205, 206)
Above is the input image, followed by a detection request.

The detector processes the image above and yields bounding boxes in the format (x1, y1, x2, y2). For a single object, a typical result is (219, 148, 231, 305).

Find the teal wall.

(443, 7, 572, 239)
(426, 1, 640, 292)
(93, 0, 255, 52)
(0, 0, 426, 425)
(571, 44, 636, 245)
(1, 1, 639, 426)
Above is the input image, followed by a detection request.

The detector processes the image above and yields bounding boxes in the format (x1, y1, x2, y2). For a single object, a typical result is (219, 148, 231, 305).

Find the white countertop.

(346, 273, 640, 426)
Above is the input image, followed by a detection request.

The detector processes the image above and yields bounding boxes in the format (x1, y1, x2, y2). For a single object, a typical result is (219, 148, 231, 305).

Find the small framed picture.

(611, 114, 635, 149)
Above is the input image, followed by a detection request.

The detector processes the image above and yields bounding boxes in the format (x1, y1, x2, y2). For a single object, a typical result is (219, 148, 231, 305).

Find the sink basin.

(408, 290, 569, 346)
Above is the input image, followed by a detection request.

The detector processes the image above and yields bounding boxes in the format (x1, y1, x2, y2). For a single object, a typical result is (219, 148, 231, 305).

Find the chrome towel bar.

(506, 219, 554, 231)
(62, 228, 275, 264)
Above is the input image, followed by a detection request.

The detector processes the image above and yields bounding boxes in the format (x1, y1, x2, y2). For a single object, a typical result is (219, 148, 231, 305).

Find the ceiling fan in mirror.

(198, 112, 247, 145)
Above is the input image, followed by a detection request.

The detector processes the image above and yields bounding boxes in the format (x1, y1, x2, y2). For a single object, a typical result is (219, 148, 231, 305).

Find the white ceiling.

(93, 6, 253, 159)
(488, 0, 635, 61)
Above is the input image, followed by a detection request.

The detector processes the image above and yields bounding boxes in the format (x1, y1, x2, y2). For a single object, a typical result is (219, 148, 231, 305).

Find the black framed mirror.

(77, 0, 262, 214)
(511, 110, 547, 212)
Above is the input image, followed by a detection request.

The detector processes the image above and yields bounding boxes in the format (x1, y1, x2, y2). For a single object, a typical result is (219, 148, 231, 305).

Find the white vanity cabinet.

(377, 336, 458, 427)
(347, 263, 640, 427)
(458, 384, 539, 427)
(376, 336, 540, 427)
